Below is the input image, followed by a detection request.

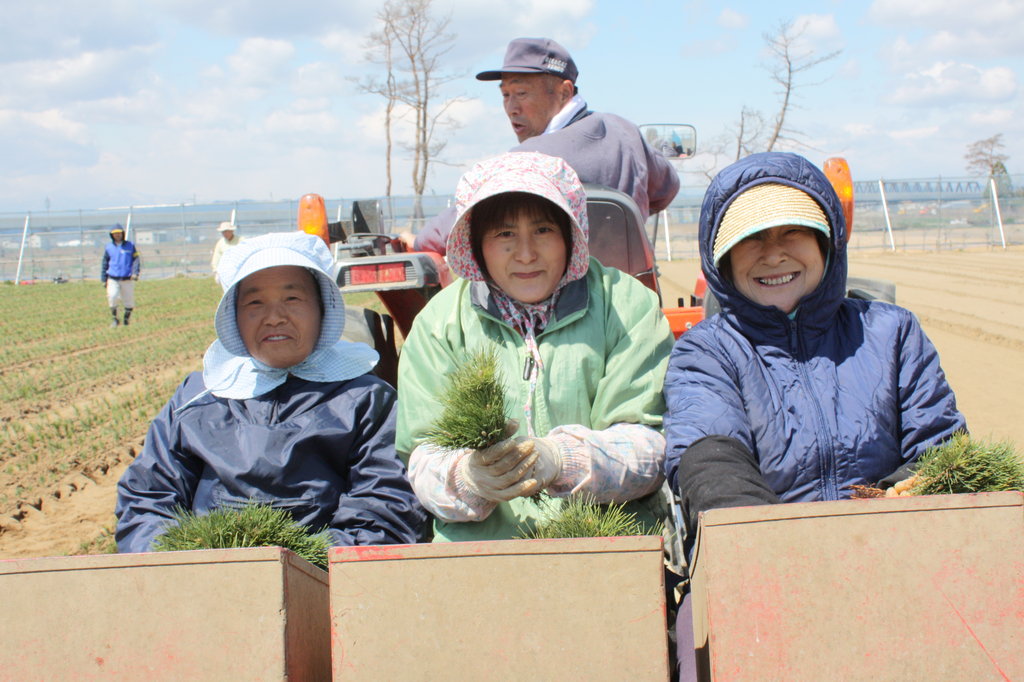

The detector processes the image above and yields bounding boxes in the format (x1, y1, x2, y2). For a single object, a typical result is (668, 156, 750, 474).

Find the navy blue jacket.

(664, 152, 966, 502)
(116, 372, 425, 552)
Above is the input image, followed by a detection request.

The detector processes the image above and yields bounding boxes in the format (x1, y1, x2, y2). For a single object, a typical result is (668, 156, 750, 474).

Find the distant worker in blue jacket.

(100, 224, 140, 327)
(115, 231, 425, 553)
(663, 152, 966, 680)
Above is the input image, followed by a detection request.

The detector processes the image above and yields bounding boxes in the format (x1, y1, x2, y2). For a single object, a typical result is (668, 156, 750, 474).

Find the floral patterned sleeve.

(407, 443, 498, 522)
(546, 423, 665, 502)
(407, 423, 665, 519)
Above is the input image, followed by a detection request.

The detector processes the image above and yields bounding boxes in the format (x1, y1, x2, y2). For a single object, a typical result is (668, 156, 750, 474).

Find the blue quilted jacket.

(663, 152, 966, 501)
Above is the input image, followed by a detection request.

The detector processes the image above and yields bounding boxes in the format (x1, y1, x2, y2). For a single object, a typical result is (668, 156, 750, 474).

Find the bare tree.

(733, 107, 767, 160)
(762, 20, 841, 151)
(694, 109, 766, 181)
(356, 18, 400, 202)
(964, 134, 1009, 177)
(713, 19, 840, 168)
(359, 0, 466, 218)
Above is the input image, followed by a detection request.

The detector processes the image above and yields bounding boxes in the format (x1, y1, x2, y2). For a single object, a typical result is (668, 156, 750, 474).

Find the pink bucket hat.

(445, 151, 590, 284)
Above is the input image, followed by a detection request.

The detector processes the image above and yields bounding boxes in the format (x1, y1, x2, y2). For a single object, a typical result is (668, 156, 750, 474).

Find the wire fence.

(650, 175, 1023, 261)
(2, 175, 1021, 283)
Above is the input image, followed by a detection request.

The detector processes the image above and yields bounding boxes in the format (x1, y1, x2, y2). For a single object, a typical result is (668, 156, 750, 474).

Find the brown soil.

(1, 247, 1021, 559)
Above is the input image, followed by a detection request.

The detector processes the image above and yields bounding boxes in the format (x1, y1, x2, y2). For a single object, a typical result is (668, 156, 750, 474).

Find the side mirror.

(639, 123, 697, 159)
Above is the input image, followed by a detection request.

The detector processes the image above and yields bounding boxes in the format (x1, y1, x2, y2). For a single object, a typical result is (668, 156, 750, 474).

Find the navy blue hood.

(700, 152, 847, 341)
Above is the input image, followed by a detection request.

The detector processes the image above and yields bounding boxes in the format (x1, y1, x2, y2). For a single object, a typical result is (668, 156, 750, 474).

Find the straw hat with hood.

(700, 151, 847, 336)
(198, 231, 378, 401)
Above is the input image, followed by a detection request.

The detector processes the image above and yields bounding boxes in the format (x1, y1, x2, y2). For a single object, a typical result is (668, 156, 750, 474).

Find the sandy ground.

(1, 247, 1022, 560)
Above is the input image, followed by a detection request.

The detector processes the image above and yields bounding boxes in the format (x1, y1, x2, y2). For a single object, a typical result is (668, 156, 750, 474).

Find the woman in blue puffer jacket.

(664, 152, 966, 678)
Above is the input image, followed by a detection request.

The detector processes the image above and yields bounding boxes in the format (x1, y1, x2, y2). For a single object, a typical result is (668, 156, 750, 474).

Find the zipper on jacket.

(791, 319, 839, 500)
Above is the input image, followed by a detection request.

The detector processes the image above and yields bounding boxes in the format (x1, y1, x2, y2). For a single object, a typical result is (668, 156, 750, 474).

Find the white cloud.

(869, 0, 1024, 58)
(226, 38, 296, 89)
(793, 14, 841, 41)
(843, 122, 876, 137)
(0, 47, 157, 108)
(869, 0, 1023, 30)
(886, 62, 1017, 106)
(887, 126, 940, 140)
(717, 9, 748, 30)
(968, 109, 1014, 126)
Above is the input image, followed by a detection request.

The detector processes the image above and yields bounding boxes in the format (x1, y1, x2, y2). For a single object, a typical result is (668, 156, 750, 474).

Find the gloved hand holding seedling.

(853, 432, 1024, 498)
(425, 349, 557, 502)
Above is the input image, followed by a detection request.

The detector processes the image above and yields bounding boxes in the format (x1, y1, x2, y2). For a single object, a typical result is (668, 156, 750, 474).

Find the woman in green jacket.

(396, 151, 674, 541)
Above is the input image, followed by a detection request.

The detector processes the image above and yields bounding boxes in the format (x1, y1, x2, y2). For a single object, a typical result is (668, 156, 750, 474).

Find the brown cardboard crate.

(0, 547, 330, 681)
(330, 536, 670, 680)
(689, 492, 1024, 681)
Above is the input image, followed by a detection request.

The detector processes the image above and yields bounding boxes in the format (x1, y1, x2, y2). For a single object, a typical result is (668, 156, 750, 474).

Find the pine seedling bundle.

(519, 494, 662, 540)
(905, 432, 1024, 496)
(153, 501, 331, 570)
(426, 348, 510, 450)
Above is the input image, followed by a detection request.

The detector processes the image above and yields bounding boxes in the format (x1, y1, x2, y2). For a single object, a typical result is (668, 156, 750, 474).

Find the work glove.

(885, 474, 919, 497)
(518, 437, 563, 490)
(459, 437, 541, 502)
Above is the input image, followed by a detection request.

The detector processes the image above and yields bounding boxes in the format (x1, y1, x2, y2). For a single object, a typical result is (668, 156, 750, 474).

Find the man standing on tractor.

(100, 224, 140, 327)
(412, 37, 680, 254)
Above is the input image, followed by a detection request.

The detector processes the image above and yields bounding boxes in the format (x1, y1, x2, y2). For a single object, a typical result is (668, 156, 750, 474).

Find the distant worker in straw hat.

(100, 224, 141, 327)
(661, 152, 966, 681)
(211, 221, 240, 283)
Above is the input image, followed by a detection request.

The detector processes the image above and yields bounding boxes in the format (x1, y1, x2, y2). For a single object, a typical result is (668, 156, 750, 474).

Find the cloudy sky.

(2, 0, 1021, 213)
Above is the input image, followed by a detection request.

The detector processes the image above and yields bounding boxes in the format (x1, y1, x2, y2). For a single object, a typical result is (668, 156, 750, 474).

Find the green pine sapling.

(426, 348, 510, 451)
(518, 493, 662, 540)
(152, 501, 331, 570)
(906, 432, 1024, 496)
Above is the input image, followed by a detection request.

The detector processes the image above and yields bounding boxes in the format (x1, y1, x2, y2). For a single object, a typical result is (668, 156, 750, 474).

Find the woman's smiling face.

(726, 224, 825, 314)
(481, 211, 568, 304)
(235, 265, 322, 368)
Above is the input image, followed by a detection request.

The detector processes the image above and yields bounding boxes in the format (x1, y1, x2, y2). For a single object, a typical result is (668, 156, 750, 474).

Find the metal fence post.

(15, 214, 31, 285)
(877, 180, 896, 251)
(989, 178, 1007, 249)
(661, 210, 672, 262)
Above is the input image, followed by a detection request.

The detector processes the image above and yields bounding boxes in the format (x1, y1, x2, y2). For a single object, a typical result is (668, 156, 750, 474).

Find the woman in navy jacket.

(664, 152, 966, 678)
(115, 232, 425, 553)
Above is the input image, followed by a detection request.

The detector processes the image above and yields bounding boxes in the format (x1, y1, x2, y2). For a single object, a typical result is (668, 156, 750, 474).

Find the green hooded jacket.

(396, 258, 673, 541)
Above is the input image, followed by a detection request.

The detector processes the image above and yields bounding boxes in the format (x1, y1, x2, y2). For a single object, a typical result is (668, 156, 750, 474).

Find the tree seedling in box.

(853, 432, 1024, 498)
(153, 501, 331, 569)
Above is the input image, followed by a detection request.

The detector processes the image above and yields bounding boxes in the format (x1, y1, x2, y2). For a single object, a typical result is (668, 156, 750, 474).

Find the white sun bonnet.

(198, 232, 378, 400)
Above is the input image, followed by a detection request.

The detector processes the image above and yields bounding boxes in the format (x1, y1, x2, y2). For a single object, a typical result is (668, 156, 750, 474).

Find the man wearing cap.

(100, 224, 141, 327)
(211, 221, 240, 283)
(412, 36, 679, 254)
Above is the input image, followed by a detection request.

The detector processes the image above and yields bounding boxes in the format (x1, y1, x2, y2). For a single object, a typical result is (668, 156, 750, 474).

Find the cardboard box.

(0, 547, 330, 681)
(330, 536, 670, 680)
(688, 492, 1024, 680)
